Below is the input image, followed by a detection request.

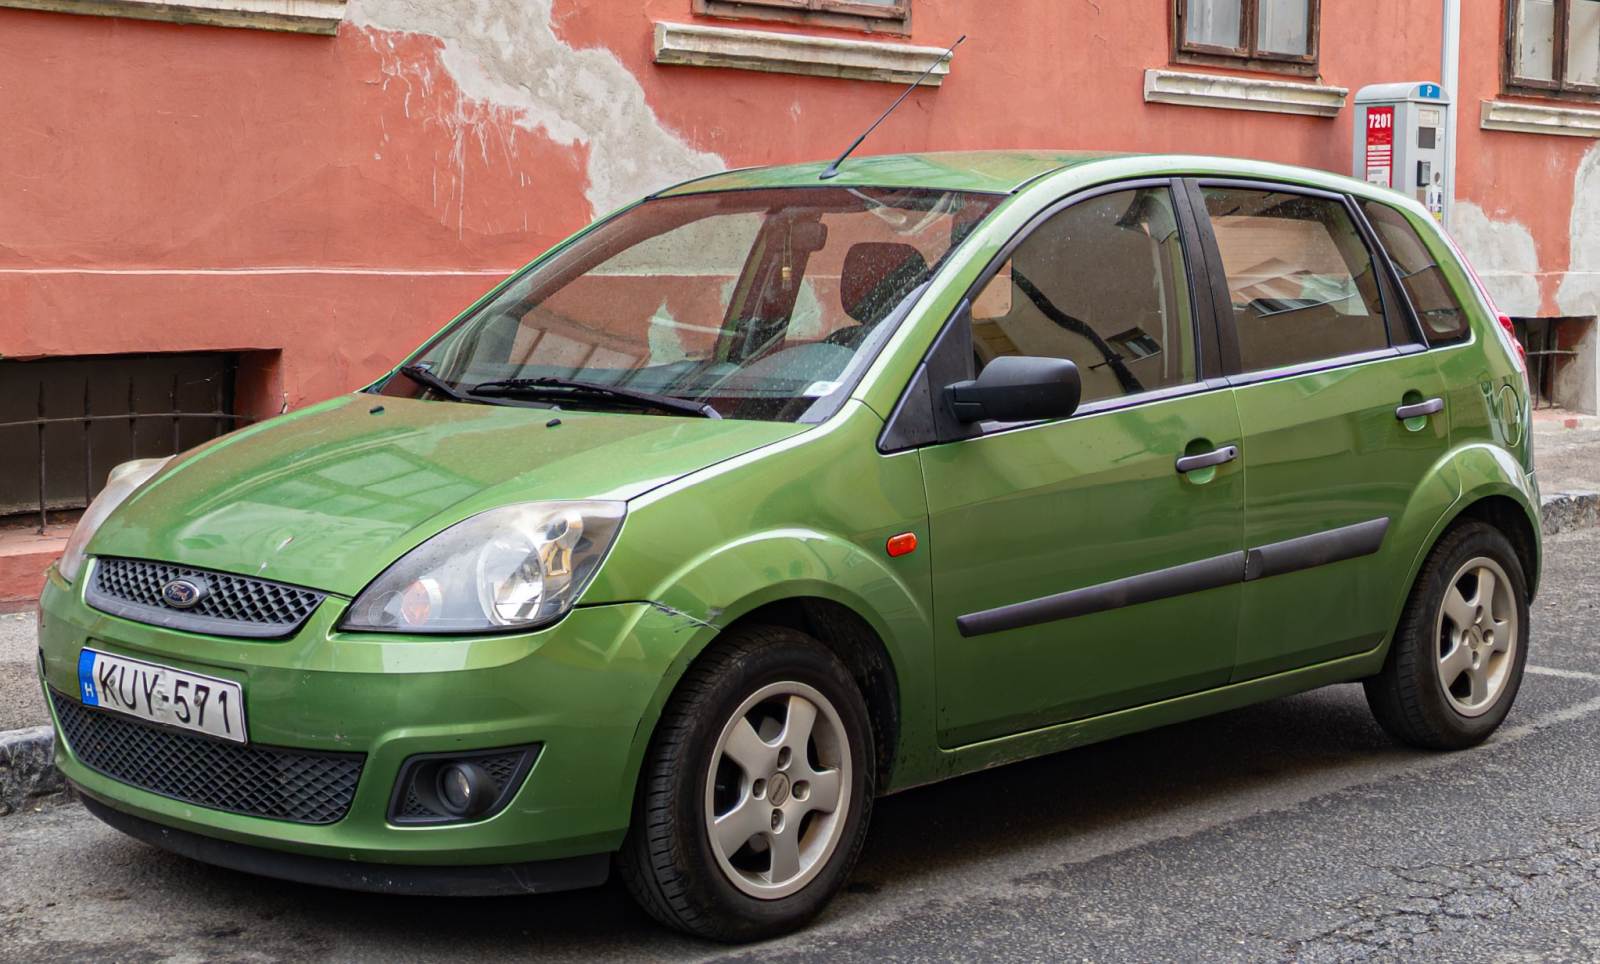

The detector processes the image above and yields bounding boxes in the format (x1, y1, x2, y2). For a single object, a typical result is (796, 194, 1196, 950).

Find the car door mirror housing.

(944, 356, 1082, 424)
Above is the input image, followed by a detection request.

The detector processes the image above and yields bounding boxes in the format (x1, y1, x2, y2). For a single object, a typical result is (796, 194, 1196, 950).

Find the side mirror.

(944, 356, 1082, 424)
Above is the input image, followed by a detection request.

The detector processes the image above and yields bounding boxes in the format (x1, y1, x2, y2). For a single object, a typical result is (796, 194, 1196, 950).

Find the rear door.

(1188, 181, 1454, 680)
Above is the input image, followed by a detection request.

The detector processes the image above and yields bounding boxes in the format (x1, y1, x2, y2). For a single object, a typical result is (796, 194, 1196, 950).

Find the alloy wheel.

(1435, 556, 1518, 718)
(703, 681, 852, 900)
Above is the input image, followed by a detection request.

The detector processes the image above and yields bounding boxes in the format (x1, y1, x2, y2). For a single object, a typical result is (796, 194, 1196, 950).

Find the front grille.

(86, 557, 325, 639)
(51, 689, 363, 825)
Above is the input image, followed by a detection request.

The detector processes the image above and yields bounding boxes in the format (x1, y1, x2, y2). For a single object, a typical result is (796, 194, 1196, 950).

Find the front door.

(1191, 183, 1455, 680)
(919, 183, 1246, 747)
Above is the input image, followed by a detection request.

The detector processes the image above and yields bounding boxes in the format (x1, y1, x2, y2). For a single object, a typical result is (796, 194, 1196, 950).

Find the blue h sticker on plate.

(77, 649, 99, 706)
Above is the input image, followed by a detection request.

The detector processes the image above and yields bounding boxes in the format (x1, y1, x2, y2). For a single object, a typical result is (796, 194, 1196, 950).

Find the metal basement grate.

(51, 689, 364, 825)
(86, 557, 325, 639)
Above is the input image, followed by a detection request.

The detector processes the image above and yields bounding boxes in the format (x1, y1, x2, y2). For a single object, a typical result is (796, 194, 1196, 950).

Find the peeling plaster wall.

(1452, 202, 1544, 318)
(1556, 142, 1600, 319)
(5, 0, 1600, 417)
(347, 0, 724, 216)
(0, 3, 719, 412)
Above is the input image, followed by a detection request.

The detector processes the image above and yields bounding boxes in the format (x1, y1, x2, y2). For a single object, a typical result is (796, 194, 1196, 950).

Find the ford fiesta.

(38, 151, 1538, 941)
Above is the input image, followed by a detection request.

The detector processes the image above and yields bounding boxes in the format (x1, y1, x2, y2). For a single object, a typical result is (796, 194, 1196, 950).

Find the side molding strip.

(955, 551, 1246, 638)
(956, 517, 1390, 639)
(1244, 517, 1390, 582)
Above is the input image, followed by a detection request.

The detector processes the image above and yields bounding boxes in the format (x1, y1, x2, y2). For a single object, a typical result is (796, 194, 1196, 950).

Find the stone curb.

(1541, 491, 1600, 536)
(0, 725, 70, 817)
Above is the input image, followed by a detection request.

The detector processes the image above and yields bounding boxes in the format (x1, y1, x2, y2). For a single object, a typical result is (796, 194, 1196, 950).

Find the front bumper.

(37, 565, 691, 870)
(76, 792, 609, 896)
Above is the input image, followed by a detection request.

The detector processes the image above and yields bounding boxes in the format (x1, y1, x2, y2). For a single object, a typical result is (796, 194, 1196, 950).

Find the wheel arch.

(1447, 494, 1540, 600)
(613, 531, 937, 813)
(718, 597, 902, 784)
(1368, 444, 1540, 671)
(1441, 441, 1542, 599)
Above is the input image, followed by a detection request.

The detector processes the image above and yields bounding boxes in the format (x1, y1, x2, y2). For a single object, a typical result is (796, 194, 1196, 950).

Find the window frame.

(1172, 0, 1322, 78)
(1184, 178, 1420, 388)
(877, 177, 1230, 452)
(1504, 0, 1600, 102)
(692, 0, 911, 35)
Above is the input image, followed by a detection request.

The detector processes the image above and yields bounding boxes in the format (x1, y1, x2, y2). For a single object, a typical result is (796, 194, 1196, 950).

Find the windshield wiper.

(470, 376, 722, 419)
(397, 364, 479, 404)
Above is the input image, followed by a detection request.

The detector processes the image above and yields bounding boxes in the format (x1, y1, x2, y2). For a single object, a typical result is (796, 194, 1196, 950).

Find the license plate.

(77, 648, 247, 744)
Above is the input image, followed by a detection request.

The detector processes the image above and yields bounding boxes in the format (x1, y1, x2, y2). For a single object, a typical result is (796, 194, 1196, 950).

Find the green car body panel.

(37, 151, 1540, 876)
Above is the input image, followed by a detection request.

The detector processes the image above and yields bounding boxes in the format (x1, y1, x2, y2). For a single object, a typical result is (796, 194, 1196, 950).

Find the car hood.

(90, 394, 806, 596)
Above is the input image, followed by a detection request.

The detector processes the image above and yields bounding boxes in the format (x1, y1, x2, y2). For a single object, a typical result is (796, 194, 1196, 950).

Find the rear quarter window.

(1359, 200, 1471, 345)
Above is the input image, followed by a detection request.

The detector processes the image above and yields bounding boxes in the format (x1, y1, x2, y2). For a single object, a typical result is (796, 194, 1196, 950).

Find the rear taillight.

(1496, 313, 1530, 374)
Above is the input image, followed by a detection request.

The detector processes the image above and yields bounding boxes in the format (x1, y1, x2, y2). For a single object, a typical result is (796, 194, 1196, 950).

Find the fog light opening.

(436, 762, 493, 818)
(388, 745, 540, 827)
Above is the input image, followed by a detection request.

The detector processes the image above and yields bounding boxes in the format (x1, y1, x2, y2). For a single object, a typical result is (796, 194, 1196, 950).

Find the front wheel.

(619, 625, 875, 942)
(1364, 521, 1530, 750)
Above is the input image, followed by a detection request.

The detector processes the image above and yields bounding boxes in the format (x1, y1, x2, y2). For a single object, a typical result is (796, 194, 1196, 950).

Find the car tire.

(618, 624, 875, 942)
(1364, 520, 1530, 750)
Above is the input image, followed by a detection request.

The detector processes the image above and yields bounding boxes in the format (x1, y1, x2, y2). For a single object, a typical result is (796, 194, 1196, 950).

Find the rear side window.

(1359, 200, 1471, 344)
(1203, 188, 1389, 373)
(967, 186, 1197, 406)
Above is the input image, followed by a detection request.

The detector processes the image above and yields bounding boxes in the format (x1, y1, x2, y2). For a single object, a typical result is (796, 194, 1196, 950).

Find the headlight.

(58, 456, 174, 583)
(341, 501, 625, 634)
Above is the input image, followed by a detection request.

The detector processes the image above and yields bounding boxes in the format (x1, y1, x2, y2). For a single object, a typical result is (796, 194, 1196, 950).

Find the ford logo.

(160, 578, 207, 610)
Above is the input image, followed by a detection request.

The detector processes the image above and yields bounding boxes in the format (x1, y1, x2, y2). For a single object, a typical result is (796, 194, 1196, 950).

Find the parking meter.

(1352, 82, 1452, 222)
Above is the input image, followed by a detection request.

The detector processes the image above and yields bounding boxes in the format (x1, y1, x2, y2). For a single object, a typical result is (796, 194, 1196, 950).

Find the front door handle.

(1175, 445, 1239, 474)
(1395, 397, 1444, 421)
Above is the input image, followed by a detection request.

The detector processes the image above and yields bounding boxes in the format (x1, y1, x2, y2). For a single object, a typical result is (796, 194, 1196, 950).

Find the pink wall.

(0, 2, 1588, 419)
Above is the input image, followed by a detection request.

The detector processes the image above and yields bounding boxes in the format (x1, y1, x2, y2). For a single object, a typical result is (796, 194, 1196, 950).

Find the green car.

(37, 151, 1538, 941)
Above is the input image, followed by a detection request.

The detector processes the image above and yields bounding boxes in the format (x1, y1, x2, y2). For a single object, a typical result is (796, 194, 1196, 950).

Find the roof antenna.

(819, 35, 965, 181)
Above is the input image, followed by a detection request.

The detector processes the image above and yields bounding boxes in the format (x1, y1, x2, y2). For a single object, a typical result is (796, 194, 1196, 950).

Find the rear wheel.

(1365, 521, 1530, 749)
(619, 625, 874, 942)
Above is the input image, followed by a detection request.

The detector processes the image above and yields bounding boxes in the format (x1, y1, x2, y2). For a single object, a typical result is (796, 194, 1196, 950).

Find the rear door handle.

(1175, 445, 1239, 474)
(1395, 397, 1444, 420)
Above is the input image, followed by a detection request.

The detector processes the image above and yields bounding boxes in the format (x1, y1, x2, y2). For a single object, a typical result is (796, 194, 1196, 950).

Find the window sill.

(652, 21, 953, 86)
(1173, 50, 1318, 79)
(1480, 99, 1600, 138)
(1143, 68, 1347, 117)
(0, 0, 345, 35)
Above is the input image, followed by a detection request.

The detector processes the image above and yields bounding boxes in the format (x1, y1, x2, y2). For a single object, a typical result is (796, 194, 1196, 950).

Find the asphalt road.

(4, 529, 1600, 962)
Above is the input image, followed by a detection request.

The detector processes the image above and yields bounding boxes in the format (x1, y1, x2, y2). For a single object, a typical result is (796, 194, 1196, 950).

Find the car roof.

(653, 150, 1417, 210)
(653, 150, 1126, 197)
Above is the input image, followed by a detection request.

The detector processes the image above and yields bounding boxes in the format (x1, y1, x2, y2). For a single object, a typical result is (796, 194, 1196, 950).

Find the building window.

(1173, 0, 1320, 76)
(692, 0, 910, 36)
(1507, 0, 1600, 99)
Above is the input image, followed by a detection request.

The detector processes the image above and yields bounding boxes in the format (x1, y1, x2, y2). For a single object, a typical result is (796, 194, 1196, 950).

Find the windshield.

(378, 187, 1002, 421)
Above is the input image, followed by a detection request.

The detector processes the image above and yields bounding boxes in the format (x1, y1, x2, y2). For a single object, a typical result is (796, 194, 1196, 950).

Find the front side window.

(966, 187, 1198, 407)
(384, 187, 1000, 422)
(1360, 200, 1471, 344)
(1508, 0, 1600, 97)
(1203, 188, 1389, 373)
(1175, 0, 1320, 73)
